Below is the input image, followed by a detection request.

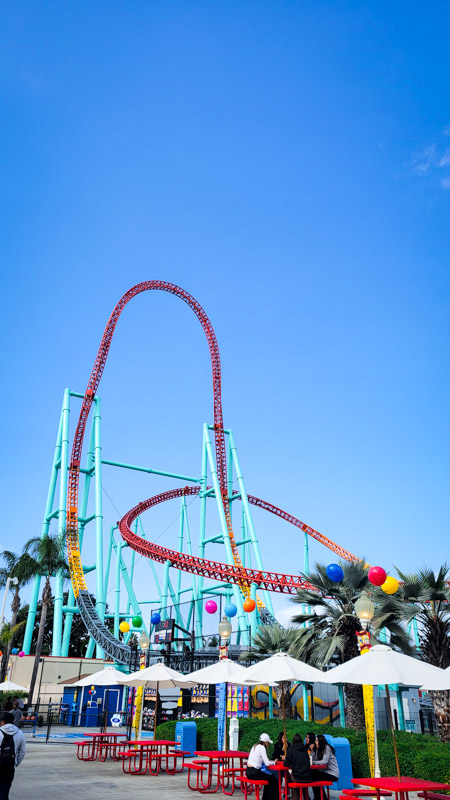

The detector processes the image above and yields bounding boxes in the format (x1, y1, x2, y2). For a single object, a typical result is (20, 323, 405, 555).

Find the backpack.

(0, 732, 15, 775)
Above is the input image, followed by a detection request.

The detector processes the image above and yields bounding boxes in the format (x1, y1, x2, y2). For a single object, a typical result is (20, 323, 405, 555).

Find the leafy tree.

(0, 621, 26, 680)
(290, 561, 414, 730)
(0, 551, 35, 679)
(239, 625, 299, 718)
(376, 564, 450, 742)
(21, 534, 69, 705)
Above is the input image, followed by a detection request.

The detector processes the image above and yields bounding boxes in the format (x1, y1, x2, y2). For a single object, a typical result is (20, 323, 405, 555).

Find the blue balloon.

(11, 648, 19, 655)
(326, 563, 344, 583)
(151, 612, 161, 625)
(224, 603, 237, 618)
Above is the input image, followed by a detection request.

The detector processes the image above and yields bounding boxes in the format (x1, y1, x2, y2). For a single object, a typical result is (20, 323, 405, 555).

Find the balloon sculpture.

(368, 566, 387, 586)
(224, 602, 237, 618)
(243, 598, 256, 612)
(132, 615, 143, 628)
(326, 563, 344, 583)
(205, 599, 218, 614)
(119, 620, 130, 633)
(151, 612, 161, 625)
(381, 576, 399, 595)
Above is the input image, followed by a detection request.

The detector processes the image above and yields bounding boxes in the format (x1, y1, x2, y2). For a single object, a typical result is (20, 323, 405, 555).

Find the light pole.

(0, 577, 18, 634)
(354, 590, 380, 778)
(218, 615, 232, 660)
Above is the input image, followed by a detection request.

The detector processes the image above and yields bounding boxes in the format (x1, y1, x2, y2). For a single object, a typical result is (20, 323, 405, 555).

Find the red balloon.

(368, 566, 387, 586)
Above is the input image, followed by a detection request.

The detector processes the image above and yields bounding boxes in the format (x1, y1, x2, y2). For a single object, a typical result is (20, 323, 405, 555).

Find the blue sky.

(1, 2, 449, 629)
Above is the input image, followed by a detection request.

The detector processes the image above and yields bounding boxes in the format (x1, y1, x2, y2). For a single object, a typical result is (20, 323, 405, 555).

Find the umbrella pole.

(154, 682, 159, 736)
(104, 686, 109, 732)
(385, 685, 401, 781)
(281, 682, 287, 756)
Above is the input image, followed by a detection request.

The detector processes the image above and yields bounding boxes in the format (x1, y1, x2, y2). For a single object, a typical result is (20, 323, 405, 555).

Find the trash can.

(229, 718, 239, 751)
(175, 720, 197, 756)
(324, 735, 353, 791)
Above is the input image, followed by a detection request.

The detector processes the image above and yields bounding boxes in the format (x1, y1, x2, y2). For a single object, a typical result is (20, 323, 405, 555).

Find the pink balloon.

(205, 600, 217, 614)
(368, 566, 387, 587)
(18, 651, 25, 657)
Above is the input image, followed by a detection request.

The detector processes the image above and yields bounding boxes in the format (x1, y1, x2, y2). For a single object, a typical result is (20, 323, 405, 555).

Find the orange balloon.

(243, 598, 256, 613)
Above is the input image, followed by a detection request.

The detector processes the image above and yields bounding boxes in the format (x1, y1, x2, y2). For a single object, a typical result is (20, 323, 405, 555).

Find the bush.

(156, 718, 450, 783)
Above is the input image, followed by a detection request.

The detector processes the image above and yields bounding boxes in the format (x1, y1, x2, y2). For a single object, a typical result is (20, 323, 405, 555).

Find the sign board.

(153, 618, 175, 644)
(110, 714, 122, 728)
(405, 719, 416, 731)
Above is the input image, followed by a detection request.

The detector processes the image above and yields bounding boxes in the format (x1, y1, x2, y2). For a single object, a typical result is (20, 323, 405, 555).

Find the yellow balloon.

(381, 576, 399, 595)
(119, 620, 130, 633)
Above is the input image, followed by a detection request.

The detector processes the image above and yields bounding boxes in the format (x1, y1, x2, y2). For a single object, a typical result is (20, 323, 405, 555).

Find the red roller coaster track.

(66, 281, 361, 609)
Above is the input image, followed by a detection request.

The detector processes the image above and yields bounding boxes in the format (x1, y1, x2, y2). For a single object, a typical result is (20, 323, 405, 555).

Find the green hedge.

(155, 718, 450, 784)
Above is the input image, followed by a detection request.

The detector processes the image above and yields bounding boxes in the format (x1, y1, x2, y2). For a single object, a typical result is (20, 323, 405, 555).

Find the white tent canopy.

(0, 680, 29, 693)
(69, 667, 126, 687)
(186, 658, 254, 686)
(420, 665, 450, 692)
(241, 651, 325, 685)
(118, 662, 194, 689)
(321, 644, 445, 688)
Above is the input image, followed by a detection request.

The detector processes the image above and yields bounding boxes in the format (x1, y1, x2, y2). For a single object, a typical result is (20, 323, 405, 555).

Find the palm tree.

(290, 561, 413, 730)
(22, 533, 69, 706)
(0, 621, 26, 680)
(0, 551, 35, 680)
(239, 625, 299, 718)
(376, 564, 450, 741)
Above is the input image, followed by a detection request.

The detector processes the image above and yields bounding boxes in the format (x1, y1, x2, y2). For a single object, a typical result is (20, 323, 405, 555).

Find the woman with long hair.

(310, 734, 339, 800)
(271, 730, 290, 762)
(284, 733, 311, 800)
(246, 733, 278, 800)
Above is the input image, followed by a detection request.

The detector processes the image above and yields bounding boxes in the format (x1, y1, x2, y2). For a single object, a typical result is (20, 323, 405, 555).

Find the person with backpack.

(0, 711, 26, 799)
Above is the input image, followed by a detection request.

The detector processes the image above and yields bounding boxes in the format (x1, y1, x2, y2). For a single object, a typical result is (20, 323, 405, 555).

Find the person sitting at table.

(309, 735, 339, 800)
(271, 731, 290, 762)
(304, 733, 316, 755)
(246, 733, 278, 800)
(284, 733, 311, 800)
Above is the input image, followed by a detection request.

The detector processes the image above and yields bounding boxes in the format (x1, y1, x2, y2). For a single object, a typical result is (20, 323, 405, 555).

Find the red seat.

(290, 779, 333, 800)
(222, 766, 247, 796)
(75, 740, 96, 761)
(342, 792, 392, 797)
(239, 776, 269, 800)
(187, 762, 218, 793)
(418, 794, 450, 800)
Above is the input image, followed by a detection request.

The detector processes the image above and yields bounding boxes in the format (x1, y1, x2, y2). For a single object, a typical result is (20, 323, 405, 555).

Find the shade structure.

(420, 665, 450, 691)
(321, 645, 445, 688)
(70, 667, 126, 687)
(186, 658, 254, 686)
(0, 680, 29, 692)
(118, 661, 195, 688)
(241, 651, 325, 685)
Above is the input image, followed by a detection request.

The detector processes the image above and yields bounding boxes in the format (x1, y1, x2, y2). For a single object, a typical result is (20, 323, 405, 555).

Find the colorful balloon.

(18, 651, 25, 657)
(381, 576, 399, 595)
(11, 648, 19, 655)
(326, 563, 344, 583)
(132, 615, 143, 628)
(224, 603, 237, 618)
(368, 566, 387, 586)
(205, 600, 218, 614)
(243, 598, 256, 613)
(151, 612, 161, 625)
(119, 620, 130, 633)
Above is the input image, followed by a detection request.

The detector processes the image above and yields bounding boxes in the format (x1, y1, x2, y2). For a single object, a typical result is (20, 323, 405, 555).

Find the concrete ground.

(9, 729, 390, 800)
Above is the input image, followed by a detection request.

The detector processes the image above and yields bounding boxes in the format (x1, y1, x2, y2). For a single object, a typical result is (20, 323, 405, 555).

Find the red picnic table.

(269, 762, 290, 800)
(121, 739, 186, 776)
(352, 776, 450, 800)
(191, 750, 249, 793)
(77, 731, 128, 761)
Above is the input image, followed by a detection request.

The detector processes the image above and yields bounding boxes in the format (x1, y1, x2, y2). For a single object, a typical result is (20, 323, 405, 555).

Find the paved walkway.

(12, 732, 344, 800)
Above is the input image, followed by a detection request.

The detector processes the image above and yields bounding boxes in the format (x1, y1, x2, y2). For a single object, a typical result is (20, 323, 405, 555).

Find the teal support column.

(197, 430, 208, 641)
(85, 637, 95, 658)
(61, 420, 96, 657)
(250, 582, 258, 633)
(53, 388, 71, 656)
(183, 495, 202, 644)
(161, 561, 170, 620)
(114, 542, 127, 638)
(338, 685, 345, 727)
(176, 500, 184, 607)
(396, 688, 406, 730)
(24, 402, 64, 653)
(228, 430, 275, 619)
(93, 397, 105, 658)
(204, 425, 247, 642)
(302, 682, 310, 722)
(268, 686, 274, 719)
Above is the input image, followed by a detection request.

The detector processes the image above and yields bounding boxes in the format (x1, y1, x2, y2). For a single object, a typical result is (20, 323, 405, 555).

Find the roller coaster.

(24, 282, 362, 665)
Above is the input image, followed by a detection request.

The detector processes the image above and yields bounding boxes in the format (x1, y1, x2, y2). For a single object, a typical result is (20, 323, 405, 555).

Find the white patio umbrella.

(0, 680, 29, 692)
(119, 662, 195, 740)
(242, 652, 325, 753)
(186, 658, 254, 686)
(69, 667, 128, 731)
(322, 645, 447, 780)
(419, 665, 450, 691)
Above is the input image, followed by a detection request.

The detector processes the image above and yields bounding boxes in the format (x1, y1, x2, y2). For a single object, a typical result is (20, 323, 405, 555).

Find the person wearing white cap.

(246, 733, 278, 800)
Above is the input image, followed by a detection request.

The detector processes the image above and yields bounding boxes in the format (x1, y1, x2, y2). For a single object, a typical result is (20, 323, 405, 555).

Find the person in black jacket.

(284, 734, 311, 800)
(271, 731, 290, 761)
